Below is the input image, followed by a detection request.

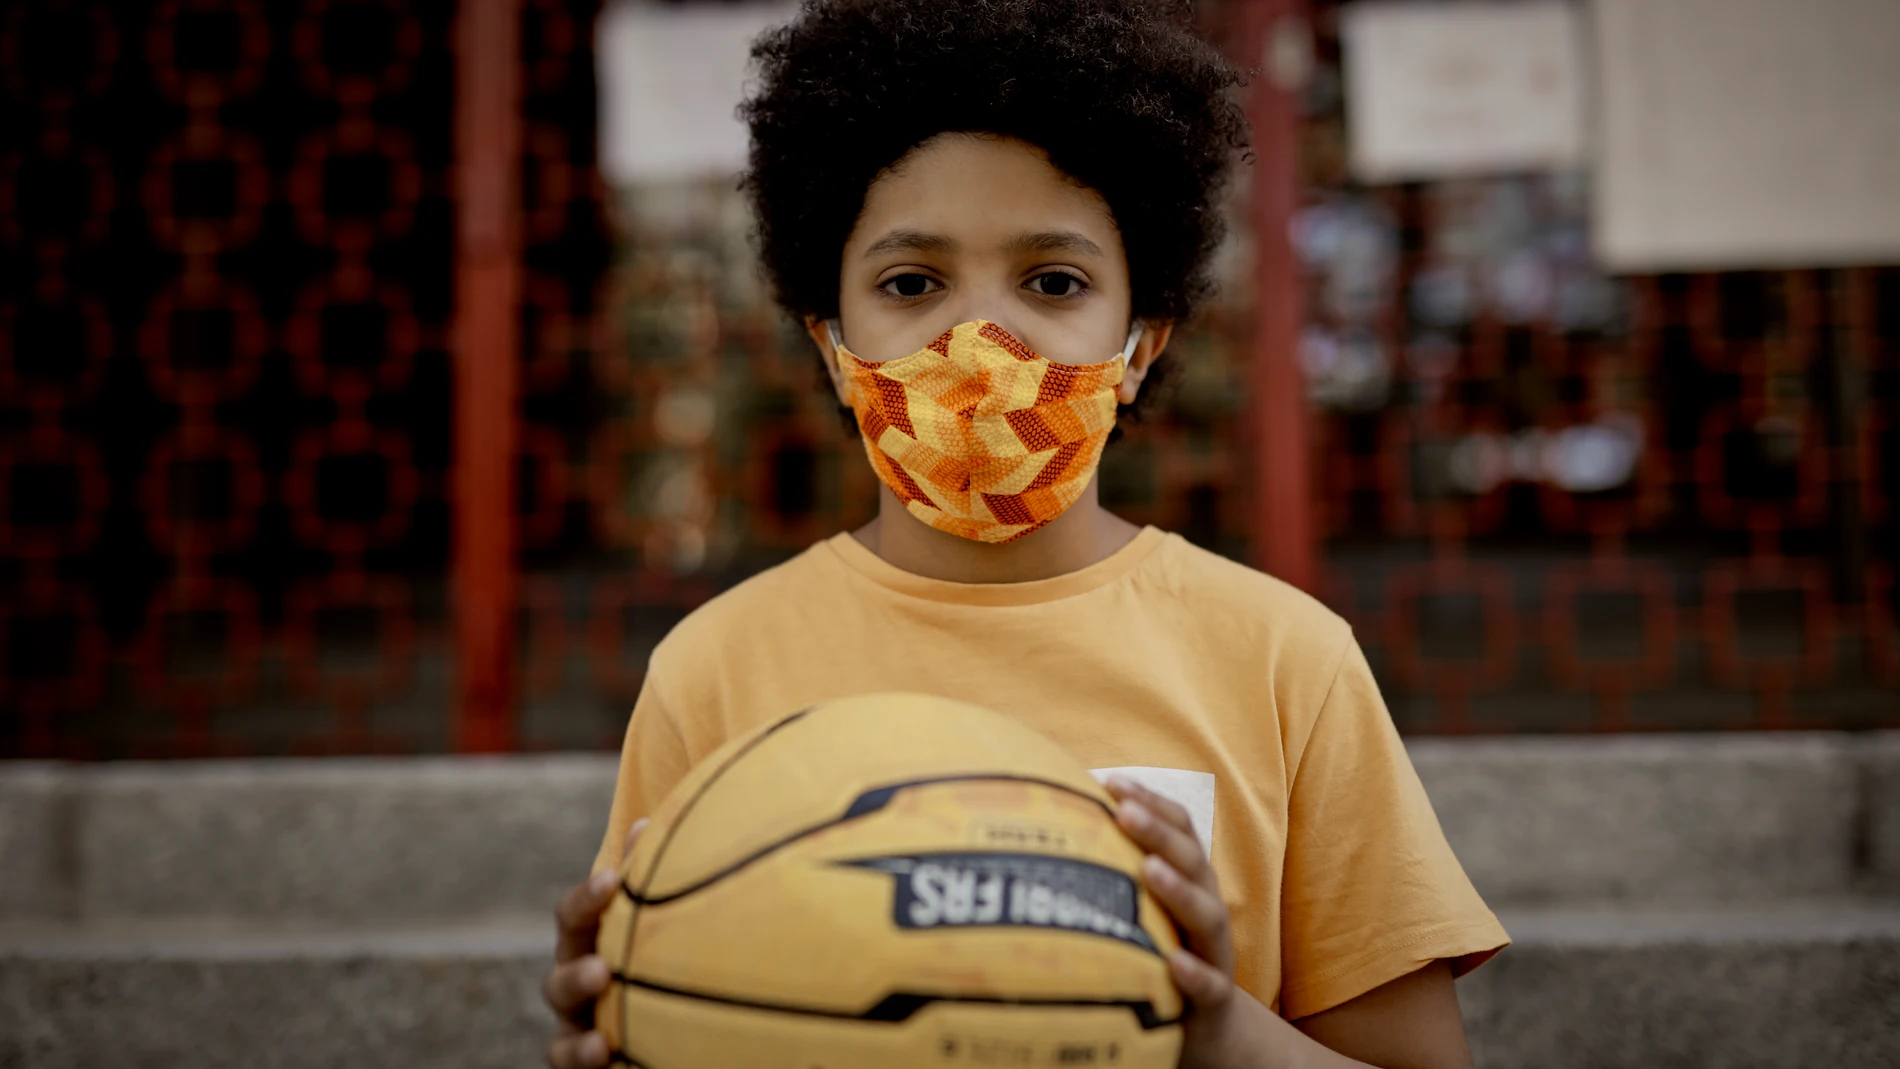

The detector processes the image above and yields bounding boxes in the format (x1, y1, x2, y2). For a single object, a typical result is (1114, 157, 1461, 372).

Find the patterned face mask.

(827, 318, 1142, 544)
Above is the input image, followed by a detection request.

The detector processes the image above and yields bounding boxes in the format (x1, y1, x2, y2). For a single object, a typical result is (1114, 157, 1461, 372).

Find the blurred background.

(1, 0, 1895, 757)
(2, 3, 1897, 1067)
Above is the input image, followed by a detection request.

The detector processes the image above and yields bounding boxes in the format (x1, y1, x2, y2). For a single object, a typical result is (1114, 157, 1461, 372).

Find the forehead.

(852, 133, 1120, 249)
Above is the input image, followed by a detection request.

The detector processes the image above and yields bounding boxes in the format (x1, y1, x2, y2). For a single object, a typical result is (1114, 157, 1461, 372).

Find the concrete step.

(1465, 903, 1900, 1069)
(2, 904, 1895, 1069)
(2, 734, 1896, 923)
(1411, 732, 1900, 905)
(0, 756, 617, 924)
(0, 917, 551, 1069)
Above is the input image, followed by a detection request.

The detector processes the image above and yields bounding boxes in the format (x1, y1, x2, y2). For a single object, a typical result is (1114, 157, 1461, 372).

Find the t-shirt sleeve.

(591, 674, 694, 875)
(1277, 635, 1510, 1021)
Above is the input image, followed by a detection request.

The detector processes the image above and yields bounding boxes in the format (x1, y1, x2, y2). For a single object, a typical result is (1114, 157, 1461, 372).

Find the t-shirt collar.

(822, 526, 1167, 607)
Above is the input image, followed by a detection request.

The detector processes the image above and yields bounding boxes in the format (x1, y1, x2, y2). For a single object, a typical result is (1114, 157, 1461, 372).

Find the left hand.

(1105, 775, 1270, 1069)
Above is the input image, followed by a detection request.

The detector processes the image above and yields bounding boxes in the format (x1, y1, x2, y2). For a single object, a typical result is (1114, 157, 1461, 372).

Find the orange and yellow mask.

(827, 319, 1141, 544)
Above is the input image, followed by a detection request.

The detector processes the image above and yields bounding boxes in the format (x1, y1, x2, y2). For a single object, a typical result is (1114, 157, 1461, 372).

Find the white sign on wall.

(1340, 1, 1586, 183)
(1593, 0, 1900, 271)
(596, 0, 798, 185)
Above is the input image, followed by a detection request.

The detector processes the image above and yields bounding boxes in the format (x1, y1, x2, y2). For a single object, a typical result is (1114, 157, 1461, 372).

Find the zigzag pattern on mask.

(837, 320, 1126, 544)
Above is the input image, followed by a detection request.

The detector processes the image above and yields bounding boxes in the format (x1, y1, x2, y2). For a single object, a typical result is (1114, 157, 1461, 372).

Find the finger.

(1116, 797, 1214, 892)
(545, 1030, 610, 1069)
(555, 869, 621, 963)
(543, 955, 612, 1021)
(1106, 776, 1197, 838)
(622, 817, 649, 860)
(1168, 948, 1235, 1010)
(1143, 855, 1235, 977)
(1104, 779, 1204, 874)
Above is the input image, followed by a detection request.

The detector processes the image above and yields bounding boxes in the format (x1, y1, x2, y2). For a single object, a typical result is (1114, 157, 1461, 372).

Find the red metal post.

(1243, 0, 1318, 593)
(452, 0, 521, 751)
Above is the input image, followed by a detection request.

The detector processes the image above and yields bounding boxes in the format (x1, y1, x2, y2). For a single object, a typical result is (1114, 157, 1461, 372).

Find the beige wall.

(1594, 0, 1900, 270)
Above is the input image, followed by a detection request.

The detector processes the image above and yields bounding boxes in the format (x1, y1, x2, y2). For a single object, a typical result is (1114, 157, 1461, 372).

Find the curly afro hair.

(738, 0, 1251, 326)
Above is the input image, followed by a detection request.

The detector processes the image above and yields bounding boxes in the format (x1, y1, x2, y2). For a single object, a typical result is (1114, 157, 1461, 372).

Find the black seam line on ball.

(622, 707, 817, 1005)
(609, 971, 1183, 1031)
(621, 773, 1115, 907)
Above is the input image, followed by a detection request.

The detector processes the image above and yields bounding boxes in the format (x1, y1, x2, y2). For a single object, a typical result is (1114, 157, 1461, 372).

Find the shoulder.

(1135, 532, 1360, 720)
(647, 538, 844, 675)
(1142, 532, 1353, 656)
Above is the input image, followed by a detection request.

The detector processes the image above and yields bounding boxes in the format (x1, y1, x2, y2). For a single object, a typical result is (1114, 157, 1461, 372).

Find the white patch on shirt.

(1091, 767, 1216, 859)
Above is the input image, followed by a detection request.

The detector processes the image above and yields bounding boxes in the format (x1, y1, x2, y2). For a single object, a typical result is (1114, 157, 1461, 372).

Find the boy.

(545, 2, 1508, 1066)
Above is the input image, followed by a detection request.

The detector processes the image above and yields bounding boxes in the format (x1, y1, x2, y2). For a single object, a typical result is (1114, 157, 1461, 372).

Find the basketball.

(595, 692, 1185, 1068)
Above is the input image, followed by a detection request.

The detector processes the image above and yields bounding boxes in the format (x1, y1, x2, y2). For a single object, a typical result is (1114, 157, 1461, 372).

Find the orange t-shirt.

(592, 527, 1509, 1019)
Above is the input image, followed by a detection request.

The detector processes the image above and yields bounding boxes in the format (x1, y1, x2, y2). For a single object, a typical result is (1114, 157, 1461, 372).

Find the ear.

(1117, 321, 1175, 406)
(803, 315, 852, 408)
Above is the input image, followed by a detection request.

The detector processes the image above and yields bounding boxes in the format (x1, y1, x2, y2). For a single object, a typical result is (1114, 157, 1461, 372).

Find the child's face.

(825, 133, 1138, 369)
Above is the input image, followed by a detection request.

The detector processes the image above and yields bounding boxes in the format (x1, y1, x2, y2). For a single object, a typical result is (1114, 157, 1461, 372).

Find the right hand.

(543, 818, 647, 1069)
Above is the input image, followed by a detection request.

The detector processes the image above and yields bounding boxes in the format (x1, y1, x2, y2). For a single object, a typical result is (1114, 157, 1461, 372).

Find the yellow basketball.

(596, 692, 1185, 1069)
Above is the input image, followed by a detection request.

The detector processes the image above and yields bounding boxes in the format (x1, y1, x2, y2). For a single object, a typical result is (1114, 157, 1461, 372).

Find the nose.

(939, 286, 1027, 341)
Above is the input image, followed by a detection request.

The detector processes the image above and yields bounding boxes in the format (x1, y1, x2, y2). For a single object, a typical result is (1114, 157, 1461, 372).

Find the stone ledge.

(68, 756, 615, 923)
(4, 905, 1896, 1069)
(1464, 903, 1900, 1069)
(1866, 734, 1900, 897)
(0, 764, 69, 921)
(1409, 733, 1869, 905)
(0, 919, 551, 1069)
(3, 734, 1895, 923)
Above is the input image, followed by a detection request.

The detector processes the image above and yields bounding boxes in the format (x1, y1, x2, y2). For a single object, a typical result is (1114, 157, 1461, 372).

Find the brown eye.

(882, 274, 939, 298)
(1030, 272, 1085, 297)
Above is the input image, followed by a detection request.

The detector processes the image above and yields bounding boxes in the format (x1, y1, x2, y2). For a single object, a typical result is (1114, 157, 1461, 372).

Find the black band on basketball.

(609, 970, 1184, 1031)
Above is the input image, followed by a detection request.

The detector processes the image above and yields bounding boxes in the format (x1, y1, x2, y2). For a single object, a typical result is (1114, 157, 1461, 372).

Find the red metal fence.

(1, 0, 1894, 758)
(1293, 4, 1897, 732)
(3, 0, 471, 755)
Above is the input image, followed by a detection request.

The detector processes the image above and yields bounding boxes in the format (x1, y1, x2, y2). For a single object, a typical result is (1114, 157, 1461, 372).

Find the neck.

(852, 483, 1142, 583)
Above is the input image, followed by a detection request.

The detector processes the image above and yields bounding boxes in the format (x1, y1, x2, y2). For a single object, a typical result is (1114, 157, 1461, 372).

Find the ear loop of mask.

(828, 319, 1143, 364)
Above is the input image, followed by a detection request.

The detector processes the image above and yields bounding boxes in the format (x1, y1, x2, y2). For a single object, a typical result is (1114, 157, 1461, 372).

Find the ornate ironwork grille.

(3, 0, 1894, 758)
(1, 0, 466, 755)
(1290, 3, 1898, 732)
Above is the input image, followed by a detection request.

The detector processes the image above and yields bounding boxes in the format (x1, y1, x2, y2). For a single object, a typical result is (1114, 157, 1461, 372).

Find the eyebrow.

(859, 228, 1106, 259)
(862, 229, 956, 256)
(1004, 230, 1105, 258)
